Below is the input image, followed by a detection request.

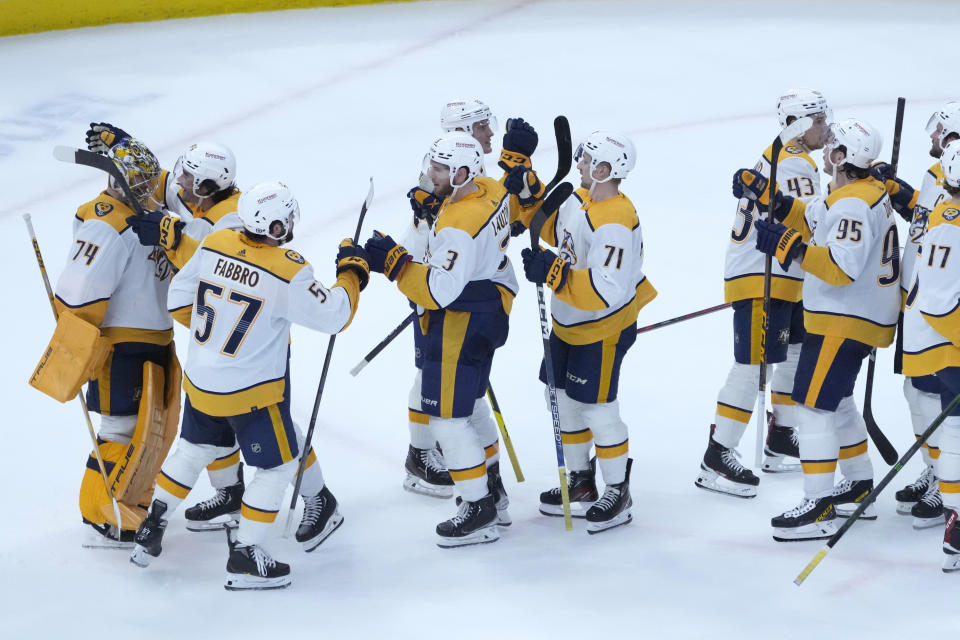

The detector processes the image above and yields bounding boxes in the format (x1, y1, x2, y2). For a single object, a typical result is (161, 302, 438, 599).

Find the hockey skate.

(762, 413, 800, 474)
(586, 458, 633, 535)
(772, 496, 837, 542)
(695, 428, 759, 498)
(224, 525, 291, 591)
(539, 457, 598, 518)
(831, 478, 876, 520)
(911, 483, 945, 530)
(943, 510, 960, 573)
(896, 465, 935, 515)
(82, 520, 136, 550)
(403, 445, 454, 498)
(296, 485, 344, 552)
(129, 500, 168, 567)
(458, 462, 511, 525)
(184, 465, 243, 532)
(436, 494, 499, 548)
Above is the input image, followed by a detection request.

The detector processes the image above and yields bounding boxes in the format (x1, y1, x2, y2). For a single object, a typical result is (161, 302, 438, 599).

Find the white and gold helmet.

(108, 138, 161, 208)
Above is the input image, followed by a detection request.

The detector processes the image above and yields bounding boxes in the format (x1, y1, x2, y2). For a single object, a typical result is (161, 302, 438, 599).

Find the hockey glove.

(732, 169, 794, 222)
(407, 187, 443, 228)
(86, 122, 131, 155)
(336, 239, 370, 291)
(364, 232, 412, 281)
(510, 221, 528, 237)
(870, 162, 916, 221)
(755, 219, 805, 270)
(504, 166, 546, 207)
(126, 212, 183, 250)
(521, 247, 569, 292)
(498, 117, 538, 171)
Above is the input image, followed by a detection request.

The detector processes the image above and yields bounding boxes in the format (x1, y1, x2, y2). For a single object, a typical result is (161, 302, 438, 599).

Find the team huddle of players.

(30, 90, 960, 590)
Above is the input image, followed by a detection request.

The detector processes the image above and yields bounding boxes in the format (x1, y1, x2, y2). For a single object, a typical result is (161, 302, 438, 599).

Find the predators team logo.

(147, 247, 173, 281)
(285, 250, 305, 264)
(943, 207, 960, 221)
(95, 202, 113, 216)
(778, 327, 790, 345)
(559, 230, 578, 265)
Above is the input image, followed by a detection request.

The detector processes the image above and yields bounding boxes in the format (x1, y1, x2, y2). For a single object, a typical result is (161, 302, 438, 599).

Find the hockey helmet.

(777, 88, 832, 128)
(825, 119, 882, 169)
(575, 130, 636, 182)
(178, 142, 236, 197)
(108, 138, 161, 208)
(428, 132, 484, 188)
(237, 181, 300, 241)
(440, 98, 498, 134)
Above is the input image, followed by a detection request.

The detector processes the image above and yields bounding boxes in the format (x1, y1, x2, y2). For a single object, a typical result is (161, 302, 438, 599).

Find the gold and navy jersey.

(396, 177, 518, 314)
(55, 191, 174, 345)
(902, 162, 949, 293)
(540, 187, 656, 345)
(167, 229, 358, 416)
(163, 189, 243, 269)
(724, 144, 821, 303)
(789, 177, 900, 347)
(903, 201, 960, 376)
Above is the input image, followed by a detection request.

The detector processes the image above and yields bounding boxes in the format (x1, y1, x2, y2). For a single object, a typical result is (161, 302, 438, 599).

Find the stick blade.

(53, 145, 80, 163)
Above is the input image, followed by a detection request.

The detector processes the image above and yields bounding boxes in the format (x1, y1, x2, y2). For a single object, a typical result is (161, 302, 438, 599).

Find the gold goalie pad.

(29, 311, 110, 403)
(99, 349, 182, 527)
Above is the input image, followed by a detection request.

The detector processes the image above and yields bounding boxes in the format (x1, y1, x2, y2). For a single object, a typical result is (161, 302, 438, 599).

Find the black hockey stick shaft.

(53, 146, 148, 215)
(287, 178, 373, 522)
(636, 302, 731, 335)
(349, 312, 416, 376)
(529, 181, 576, 530)
(862, 97, 906, 466)
(544, 116, 572, 194)
(795, 389, 960, 585)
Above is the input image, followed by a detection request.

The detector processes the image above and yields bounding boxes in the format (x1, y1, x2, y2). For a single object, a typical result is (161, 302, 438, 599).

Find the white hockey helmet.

(940, 140, 960, 188)
(108, 137, 161, 207)
(428, 132, 484, 187)
(926, 102, 960, 148)
(440, 98, 498, 134)
(178, 142, 236, 196)
(776, 88, 832, 128)
(575, 130, 636, 182)
(825, 118, 883, 169)
(237, 181, 300, 241)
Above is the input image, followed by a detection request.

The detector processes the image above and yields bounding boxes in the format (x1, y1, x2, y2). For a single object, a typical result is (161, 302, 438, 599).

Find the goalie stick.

(53, 146, 148, 215)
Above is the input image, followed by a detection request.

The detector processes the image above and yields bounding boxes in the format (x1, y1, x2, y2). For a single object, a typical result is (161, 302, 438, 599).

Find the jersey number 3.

(194, 280, 265, 356)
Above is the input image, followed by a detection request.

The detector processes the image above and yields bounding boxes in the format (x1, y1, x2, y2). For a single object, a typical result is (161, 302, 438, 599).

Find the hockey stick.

(285, 177, 374, 535)
(755, 116, 814, 467)
(23, 213, 125, 535)
(794, 388, 960, 586)
(861, 98, 906, 466)
(349, 312, 416, 376)
(529, 182, 576, 530)
(543, 116, 572, 194)
(636, 302, 731, 336)
(53, 146, 148, 215)
(486, 384, 524, 482)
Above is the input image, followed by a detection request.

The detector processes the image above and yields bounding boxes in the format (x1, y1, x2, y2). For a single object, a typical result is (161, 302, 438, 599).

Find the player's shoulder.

(927, 162, 944, 184)
(929, 201, 960, 231)
(779, 145, 818, 172)
(435, 177, 507, 237)
(201, 229, 310, 282)
(825, 177, 887, 211)
(584, 192, 639, 232)
(205, 189, 242, 224)
(75, 191, 135, 235)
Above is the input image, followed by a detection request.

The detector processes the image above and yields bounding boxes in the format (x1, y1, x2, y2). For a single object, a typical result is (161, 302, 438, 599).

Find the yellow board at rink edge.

(0, 0, 421, 38)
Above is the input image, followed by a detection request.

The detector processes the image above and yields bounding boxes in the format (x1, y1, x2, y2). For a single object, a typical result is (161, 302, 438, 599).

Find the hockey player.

(901, 140, 960, 572)
(695, 89, 833, 499)
(521, 130, 656, 533)
(130, 181, 368, 589)
(29, 137, 179, 546)
(871, 103, 960, 527)
(737, 118, 900, 541)
(364, 132, 518, 547)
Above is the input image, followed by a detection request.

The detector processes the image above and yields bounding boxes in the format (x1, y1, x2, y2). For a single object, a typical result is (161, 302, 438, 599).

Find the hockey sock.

(205, 448, 241, 490)
(289, 423, 325, 497)
(469, 397, 500, 468)
(581, 400, 628, 485)
(836, 396, 873, 482)
(771, 343, 800, 428)
(154, 440, 218, 516)
(939, 420, 960, 510)
(552, 389, 591, 473)
(796, 404, 838, 499)
(97, 414, 137, 444)
(713, 362, 759, 449)
(433, 416, 487, 501)
(904, 378, 942, 466)
(237, 459, 298, 547)
(408, 371, 435, 449)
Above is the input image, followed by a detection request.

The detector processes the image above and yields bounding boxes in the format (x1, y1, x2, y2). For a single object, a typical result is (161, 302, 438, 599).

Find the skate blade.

(185, 515, 239, 532)
(129, 545, 155, 568)
(436, 525, 499, 549)
(82, 530, 134, 550)
(301, 511, 344, 553)
(835, 503, 877, 520)
(912, 514, 946, 530)
(403, 475, 454, 499)
(944, 553, 960, 573)
(586, 511, 632, 535)
(694, 475, 757, 499)
(224, 574, 292, 591)
(772, 521, 837, 542)
(896, 501, 917, 515)
(761, 454, 801, 474)
(539, 502, 591, 518)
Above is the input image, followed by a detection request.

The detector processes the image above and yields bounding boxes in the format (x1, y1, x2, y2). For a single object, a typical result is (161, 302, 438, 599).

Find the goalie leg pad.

(29, 310, 110, 403)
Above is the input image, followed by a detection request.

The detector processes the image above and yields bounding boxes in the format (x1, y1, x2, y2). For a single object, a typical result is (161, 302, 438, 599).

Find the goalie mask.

(237, 181, 300, 243)
(177, 142, 236, 197)
(440, 98, 498, 134)
(108, 138, 161, 208)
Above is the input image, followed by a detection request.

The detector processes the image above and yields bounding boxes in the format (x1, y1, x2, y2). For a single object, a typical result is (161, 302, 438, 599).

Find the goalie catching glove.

(85, 122, 131, 155)
(754, 219, 805, 270)
(335, 239, 370, 291)
(521, 247, 569, 292)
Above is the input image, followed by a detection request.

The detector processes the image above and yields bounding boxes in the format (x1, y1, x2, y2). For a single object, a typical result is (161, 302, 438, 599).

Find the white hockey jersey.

(901, 162, 948, 294)
(785, 177, 900, 347)
(724, 144, 821, 303)
(902, 201, 960, 377)
(167, 229, 358, 416)
(395, 177, 518, 314)
(539, 187, 656, 345)
(55, 190, 174, 345)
